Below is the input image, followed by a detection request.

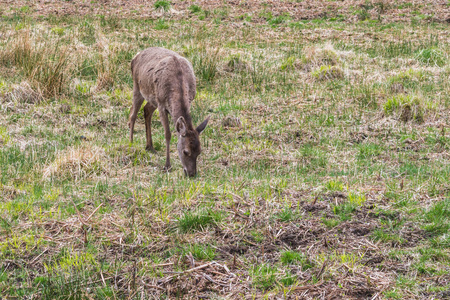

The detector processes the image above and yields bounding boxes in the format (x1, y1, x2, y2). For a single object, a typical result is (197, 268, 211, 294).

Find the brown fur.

(128, 47, 209, 177)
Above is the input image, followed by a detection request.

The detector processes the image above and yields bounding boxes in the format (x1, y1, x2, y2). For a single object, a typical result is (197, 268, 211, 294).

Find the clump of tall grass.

(95, 54, 118, 91)
(301, 44, 341, 70)
(383, 94, 425, 123)
(0, 30, 71, 98)
(185, 46, 220, 85)
(311, 65, 344, 81)
(415, 47, 447, 67)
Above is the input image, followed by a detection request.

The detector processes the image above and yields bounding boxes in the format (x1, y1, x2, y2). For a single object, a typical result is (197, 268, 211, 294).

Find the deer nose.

(184, 168, 196, 177)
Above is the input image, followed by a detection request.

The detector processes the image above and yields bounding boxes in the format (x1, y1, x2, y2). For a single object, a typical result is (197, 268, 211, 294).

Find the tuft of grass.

(225, 54, 251, 73)
(0, 127, 10, 146)
(418, 247, 449, 263)
(39, 269, 101, 299)
(2, 31, 71, 98)
(325, 180, 344, 192)
(51, 27, 65, 36)
(430, 234, 450, 249)
(383, 94, 425, 123)
(154, 0, 171, 11)
(415, 48, 446, 67)
(301, 46, 340, 69)
(280, 273, 296, 286)
(423, 199, 450, 236)
(333, 202, 356, 221)
(181, 243, 217, 261)
(348, 191, 366, 206)
(322, 217, 341, 228)
(268, 13, 291, 27)
(154, 18, 169, 30)
(275, 206, 300, 222)
(280, 250, 315, 270)
(43, 146, 110, 181)
(177, 209, 224, 233)
(389, 69, 424, 86)
(188, 4, 202, 14)
(250, 264, 277, 290)
(188, 47, 220, 85)
(5, 81, 43, 104)
(280, 56, 296, 71)
(372, 229, 406, 245)
(311, 65, 344, 81)
(99, 15, 121, 30)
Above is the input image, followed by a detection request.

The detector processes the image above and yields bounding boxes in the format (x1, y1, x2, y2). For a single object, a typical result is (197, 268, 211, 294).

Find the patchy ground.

(1, 0, 450, 23)
(0, 0, 449, 299)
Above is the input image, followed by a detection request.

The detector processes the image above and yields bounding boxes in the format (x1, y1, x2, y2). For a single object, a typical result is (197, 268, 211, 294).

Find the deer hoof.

(163, 165, 172, 172)
(145, 145, 156, 153)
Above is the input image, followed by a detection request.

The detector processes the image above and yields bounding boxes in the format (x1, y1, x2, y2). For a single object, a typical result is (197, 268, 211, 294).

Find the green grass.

(250, 264, 277, 290)
(280, 250, 315, 270)
(154, 0, 171, 11)
(176, 208, 225, 233)
(0, 1, 449, 298)
(423, 198, 450, 236)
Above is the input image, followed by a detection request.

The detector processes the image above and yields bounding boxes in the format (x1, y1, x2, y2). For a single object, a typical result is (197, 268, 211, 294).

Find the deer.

(128, 47, 209, 177)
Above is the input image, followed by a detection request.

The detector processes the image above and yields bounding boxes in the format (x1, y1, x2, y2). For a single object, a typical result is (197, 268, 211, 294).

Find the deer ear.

(176, 116, 187, 136)
(196, 116, 210, 134)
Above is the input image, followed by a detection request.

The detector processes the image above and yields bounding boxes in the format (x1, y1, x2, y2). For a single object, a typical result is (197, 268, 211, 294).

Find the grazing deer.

(128, 47, 209, 177)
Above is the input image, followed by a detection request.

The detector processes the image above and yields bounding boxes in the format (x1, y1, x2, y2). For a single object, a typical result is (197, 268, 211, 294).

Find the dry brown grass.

(0, 30, 71, 98)
(4, 81, 43, 104)
(43, 146, 110, 181)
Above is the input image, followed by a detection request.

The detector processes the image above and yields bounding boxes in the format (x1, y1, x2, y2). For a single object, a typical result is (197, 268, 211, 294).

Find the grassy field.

(0, 0, 449, 299)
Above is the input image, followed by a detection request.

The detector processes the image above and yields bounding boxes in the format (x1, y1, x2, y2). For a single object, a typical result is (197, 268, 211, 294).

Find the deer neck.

(170, 96, 194, 131)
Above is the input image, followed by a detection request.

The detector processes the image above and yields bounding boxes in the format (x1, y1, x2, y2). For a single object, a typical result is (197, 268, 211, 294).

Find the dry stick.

(141, 281, 166, 291)
(211, 262, 236, 278)
(316, 259, 328, 279)
(148, 262, 174, 268)
(162, 262, 214, 283)
(242, 238, 257, 247)
(85, 203, 103, 222)
(29, 248, 48, 265)
(202, 273, 229, 287)
(293, 281, 324, 291)
(70, 199, 89, 226)
(100, 269, 107, 287)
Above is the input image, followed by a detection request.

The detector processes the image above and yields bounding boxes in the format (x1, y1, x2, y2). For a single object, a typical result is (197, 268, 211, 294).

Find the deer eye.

(183, 150, 190, 156)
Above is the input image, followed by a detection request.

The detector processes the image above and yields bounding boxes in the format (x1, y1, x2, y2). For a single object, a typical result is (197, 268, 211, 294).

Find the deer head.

(176, 116, 210, 177)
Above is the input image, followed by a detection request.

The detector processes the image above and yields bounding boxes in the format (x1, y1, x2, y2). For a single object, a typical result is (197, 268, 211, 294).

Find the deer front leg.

(144, 102, 157, 152)
(159, 106, 171, 171)
(128, 88, 144, 143)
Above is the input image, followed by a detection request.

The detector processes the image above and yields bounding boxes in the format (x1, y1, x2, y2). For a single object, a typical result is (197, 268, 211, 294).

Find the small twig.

(100, 269, 106, 287)
(29, 248, 48, 265)
(148, 262, 174, 269)
(242, 238, 257, 246)
(202, 273, 229, 287)
(293, 281, 324, 291)
(85, 203, 103, 222)
(70, 199, 89, 226)
(141, 281, 165, 291)
(183, 262, 213, 274)
(316, 259, 327, 279)
(161, 262, 214, 283)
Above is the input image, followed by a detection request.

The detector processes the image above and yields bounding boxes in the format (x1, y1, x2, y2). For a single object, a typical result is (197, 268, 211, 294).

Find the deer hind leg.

(144, 101, 157, 152)
(158, 106, 171, 171)
(128, 87, 144, 143)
